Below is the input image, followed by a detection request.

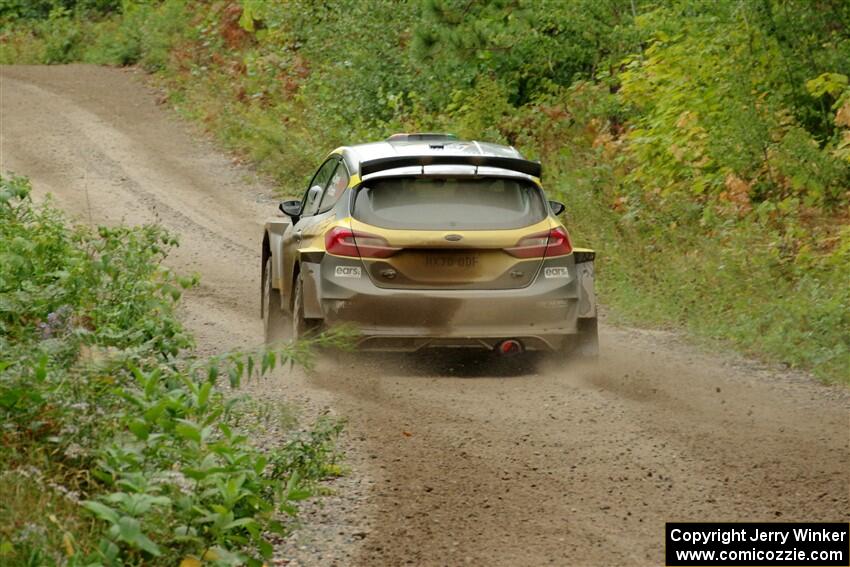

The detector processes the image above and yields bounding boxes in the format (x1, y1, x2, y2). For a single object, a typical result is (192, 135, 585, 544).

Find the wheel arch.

(262, 220, 289, 314)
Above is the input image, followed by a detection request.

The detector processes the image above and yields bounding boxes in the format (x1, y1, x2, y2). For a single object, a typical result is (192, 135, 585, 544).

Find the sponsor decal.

(544, 266, 570, 279)
(334, 265, 361, 278)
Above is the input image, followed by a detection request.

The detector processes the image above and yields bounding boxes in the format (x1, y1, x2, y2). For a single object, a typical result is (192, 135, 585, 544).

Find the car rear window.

(352, 177, 547, 230)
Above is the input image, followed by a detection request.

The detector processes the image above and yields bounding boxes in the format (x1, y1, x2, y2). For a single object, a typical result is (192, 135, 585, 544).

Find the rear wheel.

(291, 274, 321, 341)
(263, 257, 288, 344)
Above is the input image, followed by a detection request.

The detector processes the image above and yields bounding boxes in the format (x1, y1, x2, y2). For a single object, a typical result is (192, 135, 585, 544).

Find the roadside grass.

(563, 163, 850, 383)
(584, 217, 850, 382)
(0, 466, 100, 564)
(233, 397, 301, 435)
(0, 174, 355, 565)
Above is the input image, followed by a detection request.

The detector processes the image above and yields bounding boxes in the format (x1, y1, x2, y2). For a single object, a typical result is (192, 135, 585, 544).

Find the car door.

(282, 157, 341, 304)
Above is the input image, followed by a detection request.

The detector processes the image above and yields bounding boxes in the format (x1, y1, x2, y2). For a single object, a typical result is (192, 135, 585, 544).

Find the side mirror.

(279, 200, 302, 218)
(549, 200, 566, 216)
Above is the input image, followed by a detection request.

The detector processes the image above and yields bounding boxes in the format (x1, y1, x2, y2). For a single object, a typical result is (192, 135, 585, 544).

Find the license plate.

(424, 254, 479, 268)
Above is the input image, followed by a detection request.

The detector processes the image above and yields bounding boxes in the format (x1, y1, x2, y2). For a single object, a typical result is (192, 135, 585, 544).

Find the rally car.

(260, 133, 598, 358)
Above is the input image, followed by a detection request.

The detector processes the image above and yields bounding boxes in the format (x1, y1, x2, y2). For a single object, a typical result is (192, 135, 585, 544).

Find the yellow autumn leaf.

(179, 557, 202, 567)
(62, 533, 74, 557)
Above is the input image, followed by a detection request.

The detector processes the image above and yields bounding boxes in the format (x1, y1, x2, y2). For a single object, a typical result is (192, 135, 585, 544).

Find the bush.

(84, 0, 189, 69)
(0, 174, 354, 565)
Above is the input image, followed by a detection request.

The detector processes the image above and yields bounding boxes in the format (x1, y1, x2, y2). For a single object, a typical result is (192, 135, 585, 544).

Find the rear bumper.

(303, 253, 596, 352)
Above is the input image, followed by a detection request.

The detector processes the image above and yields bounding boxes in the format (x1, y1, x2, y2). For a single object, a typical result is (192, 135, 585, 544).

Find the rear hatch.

(344, 176, 555, 290)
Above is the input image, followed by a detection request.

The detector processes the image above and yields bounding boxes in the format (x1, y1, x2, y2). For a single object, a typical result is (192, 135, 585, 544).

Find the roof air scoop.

(386, 133, 458, 142)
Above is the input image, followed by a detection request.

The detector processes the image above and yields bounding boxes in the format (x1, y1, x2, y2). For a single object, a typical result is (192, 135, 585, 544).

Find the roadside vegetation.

(1, 1, 848, 385)
(0, 174, 352, 565)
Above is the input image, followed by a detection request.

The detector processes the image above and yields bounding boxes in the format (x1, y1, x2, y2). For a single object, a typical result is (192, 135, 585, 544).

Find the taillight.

(324, 227, 399, 258)
(505, 227, 572, 258)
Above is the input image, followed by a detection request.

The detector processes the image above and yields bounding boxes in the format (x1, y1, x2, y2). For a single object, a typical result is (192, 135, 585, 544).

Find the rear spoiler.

(359, 155, 542, 179)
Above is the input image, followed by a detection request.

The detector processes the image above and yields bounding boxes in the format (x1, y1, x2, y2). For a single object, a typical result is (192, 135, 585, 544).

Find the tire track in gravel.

(312, 344, 848, 566)
(2, 64, 848, 567)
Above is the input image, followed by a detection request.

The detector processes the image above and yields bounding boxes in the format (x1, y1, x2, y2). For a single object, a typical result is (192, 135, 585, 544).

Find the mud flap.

(576, 260, 596, 319)
(574, 255, 598, 358)
(300, 261, 324, 319)
(575, 317, 599, 358)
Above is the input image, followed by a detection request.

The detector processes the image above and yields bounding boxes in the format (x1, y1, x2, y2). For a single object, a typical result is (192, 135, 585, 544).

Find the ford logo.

(444, 234, 463, 242)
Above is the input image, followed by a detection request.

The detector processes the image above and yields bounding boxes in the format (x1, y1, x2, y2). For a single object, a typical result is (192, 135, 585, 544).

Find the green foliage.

(1, 0, 122, 22)
(0, 1, 188, 67)
(617, 2, 850, 211)
(0, 8, 88, 64)
(83, 0, 189, 69)
(413, 0, 646, 106)
(0, 174, 355, 564)
(806, 72, 849, 99)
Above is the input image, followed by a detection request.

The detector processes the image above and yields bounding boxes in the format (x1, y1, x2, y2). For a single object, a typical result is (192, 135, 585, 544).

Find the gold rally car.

(261, 134, 598, 358)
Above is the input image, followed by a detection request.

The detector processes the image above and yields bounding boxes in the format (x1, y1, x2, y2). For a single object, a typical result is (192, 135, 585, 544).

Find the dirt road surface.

(2, 65, 848, 567)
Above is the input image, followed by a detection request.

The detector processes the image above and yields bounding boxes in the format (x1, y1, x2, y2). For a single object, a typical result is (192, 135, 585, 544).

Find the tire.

(263, 257, 289, 344)
(291, 273, 321, 341)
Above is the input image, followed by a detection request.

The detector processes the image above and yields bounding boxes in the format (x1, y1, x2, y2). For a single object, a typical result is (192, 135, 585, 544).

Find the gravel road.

(2, 64, 848, 567)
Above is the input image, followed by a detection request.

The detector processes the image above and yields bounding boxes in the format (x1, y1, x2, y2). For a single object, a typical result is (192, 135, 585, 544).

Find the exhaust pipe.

(495, 339, 524, 356)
